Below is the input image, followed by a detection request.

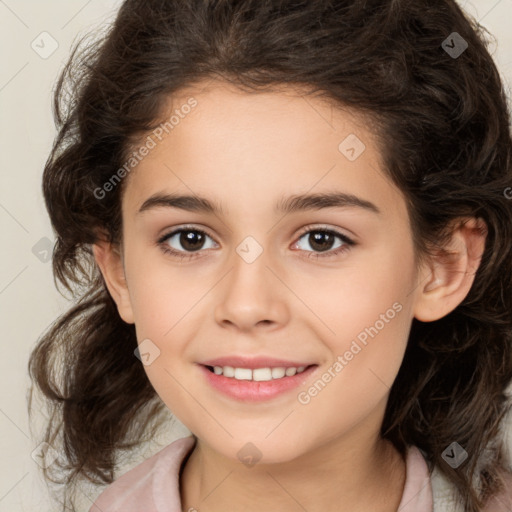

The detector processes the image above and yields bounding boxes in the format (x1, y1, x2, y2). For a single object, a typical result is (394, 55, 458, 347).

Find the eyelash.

(157, 225, 356, 261)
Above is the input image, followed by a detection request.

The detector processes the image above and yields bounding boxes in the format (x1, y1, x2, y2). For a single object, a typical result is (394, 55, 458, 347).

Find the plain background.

(1, 1, 512, 510)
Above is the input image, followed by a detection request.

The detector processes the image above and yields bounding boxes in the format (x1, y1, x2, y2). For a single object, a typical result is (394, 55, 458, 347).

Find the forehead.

(121, 80, 403, 222)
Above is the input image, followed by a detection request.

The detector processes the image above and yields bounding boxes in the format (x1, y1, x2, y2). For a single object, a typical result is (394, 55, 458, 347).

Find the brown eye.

(294, 228, 355, 258)
(177, 230, 206, 252)
(305, 231, 337, 252)
(158, 226, 217, 259)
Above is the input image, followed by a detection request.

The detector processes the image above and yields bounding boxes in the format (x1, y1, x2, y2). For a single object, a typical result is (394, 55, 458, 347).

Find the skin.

(93, 79, 487, 512)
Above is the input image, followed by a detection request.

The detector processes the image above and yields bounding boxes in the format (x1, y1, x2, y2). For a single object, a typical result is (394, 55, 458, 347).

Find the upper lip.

(199, 356, 317, 369)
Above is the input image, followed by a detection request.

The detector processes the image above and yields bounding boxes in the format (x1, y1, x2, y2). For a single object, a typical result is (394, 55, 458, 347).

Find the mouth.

(198, 362, 319, 402)
(203, 363, 316, 380)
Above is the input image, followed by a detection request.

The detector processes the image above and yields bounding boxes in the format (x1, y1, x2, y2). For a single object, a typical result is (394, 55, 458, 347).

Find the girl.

(28, 1, 512, 511)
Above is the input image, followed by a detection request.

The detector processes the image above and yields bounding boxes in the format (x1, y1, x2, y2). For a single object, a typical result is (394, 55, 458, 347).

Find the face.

(107, 80, 424, 464)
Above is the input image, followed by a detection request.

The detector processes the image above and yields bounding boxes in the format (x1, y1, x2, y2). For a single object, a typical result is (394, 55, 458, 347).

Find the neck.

(180, 426, 406, 512)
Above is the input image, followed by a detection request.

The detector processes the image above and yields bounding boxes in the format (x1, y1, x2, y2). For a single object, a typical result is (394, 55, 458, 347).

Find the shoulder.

(481, 469, 512, 512)
(398, 445, 433, 511)
(431, 460, 512, 512)
(88, 435, 196, 512)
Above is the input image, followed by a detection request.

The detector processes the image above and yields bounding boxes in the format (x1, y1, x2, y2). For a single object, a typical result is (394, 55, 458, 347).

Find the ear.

(92, 236, 135, 324)
(413, 217, 487, 322)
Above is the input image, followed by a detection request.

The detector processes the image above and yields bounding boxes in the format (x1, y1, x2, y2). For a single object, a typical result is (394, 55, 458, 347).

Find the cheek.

(291, 245, 414, 402)
(125, 247, 203, 341)
(289, 241, 414, 345)
(295, 302, 412, 445)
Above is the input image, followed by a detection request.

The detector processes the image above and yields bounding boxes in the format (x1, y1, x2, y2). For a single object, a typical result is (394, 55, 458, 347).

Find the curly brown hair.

(28, 0, 512, 510)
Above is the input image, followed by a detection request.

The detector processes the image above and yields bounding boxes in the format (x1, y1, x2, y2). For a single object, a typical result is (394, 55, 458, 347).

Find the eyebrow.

(137, 191, 381, 216)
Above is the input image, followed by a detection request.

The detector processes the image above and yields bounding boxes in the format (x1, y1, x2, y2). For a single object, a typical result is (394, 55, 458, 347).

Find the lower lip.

(198, 364, 319, 402)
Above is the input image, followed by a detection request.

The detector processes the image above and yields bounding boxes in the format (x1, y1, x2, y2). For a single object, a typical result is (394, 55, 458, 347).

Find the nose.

(213, 243, 290, 333)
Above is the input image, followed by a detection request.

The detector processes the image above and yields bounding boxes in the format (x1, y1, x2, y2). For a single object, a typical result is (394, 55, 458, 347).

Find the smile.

(198, 363, 319, 402)
(206, 365, 308, 380)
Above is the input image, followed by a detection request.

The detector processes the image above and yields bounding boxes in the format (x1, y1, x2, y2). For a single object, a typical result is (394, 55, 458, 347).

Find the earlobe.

(413, 217, 487, 322)
(92, 239, 135, 324)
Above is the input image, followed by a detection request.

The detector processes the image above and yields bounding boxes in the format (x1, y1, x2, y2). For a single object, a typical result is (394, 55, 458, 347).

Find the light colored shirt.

(88, 435, 512, 512)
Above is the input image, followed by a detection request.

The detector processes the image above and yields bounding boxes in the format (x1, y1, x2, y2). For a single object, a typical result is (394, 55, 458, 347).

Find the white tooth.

(223, 366, 235, 378)
(234, 368, 252, 380)
(271, 367, 286, 379)
(217, 366, 305, 380)
(253, 368, 272, 381)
